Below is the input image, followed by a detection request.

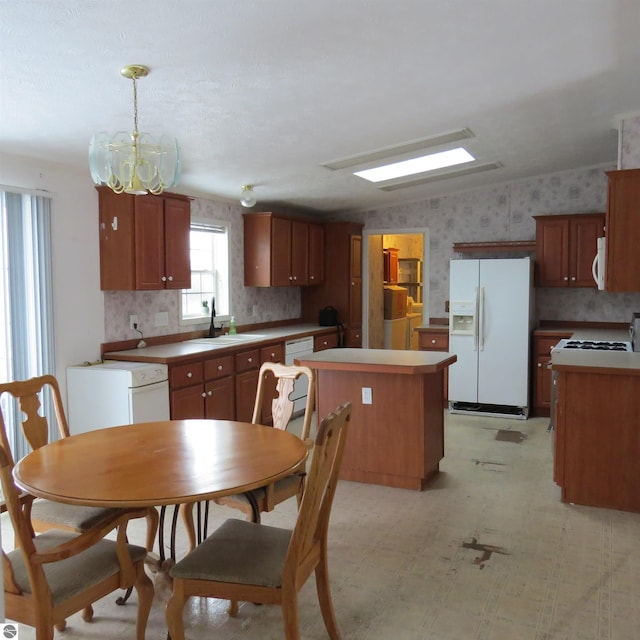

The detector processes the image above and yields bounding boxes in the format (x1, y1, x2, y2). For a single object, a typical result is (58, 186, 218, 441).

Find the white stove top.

(555, 339, 633, 352)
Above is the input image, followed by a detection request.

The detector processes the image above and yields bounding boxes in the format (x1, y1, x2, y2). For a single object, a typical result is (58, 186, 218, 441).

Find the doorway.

(362, 228, 430, 349)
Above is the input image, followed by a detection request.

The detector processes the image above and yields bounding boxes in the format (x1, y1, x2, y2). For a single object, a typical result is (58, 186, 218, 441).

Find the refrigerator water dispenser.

(450, 301, 476, 335)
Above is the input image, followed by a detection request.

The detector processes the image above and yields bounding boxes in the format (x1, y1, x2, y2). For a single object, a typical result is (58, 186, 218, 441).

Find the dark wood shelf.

(453, 240, 536, 253)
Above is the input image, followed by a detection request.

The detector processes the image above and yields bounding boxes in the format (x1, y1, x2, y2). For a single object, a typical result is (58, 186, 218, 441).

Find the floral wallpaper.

(105, 120, 640, 342)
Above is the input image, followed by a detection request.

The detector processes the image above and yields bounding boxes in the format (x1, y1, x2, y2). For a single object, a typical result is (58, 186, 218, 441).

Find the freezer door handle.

(473, 287, 479, 351)
(478, 287, 485, 351)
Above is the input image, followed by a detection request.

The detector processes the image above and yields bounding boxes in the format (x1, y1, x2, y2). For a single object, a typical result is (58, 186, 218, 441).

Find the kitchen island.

(296, 348, 456, 490)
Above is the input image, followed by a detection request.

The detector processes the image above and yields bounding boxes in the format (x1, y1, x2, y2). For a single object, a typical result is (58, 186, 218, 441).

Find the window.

(0, 190, 56, 459)
(180, 220, 230, 325)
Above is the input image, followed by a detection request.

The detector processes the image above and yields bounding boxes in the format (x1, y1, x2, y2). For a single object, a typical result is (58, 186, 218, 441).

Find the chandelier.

(89, 65, 180, 196)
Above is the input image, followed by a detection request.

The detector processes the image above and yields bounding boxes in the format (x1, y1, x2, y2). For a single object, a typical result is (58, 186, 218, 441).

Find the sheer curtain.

(0, 189, 56, 459)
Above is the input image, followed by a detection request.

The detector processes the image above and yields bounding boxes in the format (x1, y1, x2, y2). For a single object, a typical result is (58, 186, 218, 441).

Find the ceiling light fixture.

(354, 147, 475, 183)
(240, 184, 257, 208)
(89, 65, 181, 196)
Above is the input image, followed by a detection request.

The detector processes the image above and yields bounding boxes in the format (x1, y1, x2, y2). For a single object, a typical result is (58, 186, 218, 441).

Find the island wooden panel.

(554, 367, 640, 513)
(298, 349, 455, 491)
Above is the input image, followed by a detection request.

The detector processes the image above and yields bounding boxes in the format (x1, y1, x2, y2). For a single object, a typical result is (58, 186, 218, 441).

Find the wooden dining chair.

(166, 402, 351, 640)
(0, 442, 154, 640)
(179, 362, 316, 554)
(0, 375, 158, 551)
(213, 362, 315, 519)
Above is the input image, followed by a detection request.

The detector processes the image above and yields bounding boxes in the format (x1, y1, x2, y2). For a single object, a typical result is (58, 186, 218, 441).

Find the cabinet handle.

(247, 357, 253, 363)
(310, 275, 315, 280)
(563, 276, 568, 281)
(270, 352, 275, 358)
(323, 340, 328, 346)
(217, 365, 223, 371)
(571, 276, 576, 281)
(538, 362, 542, 367)
(201, 392, 206, 398)
(167, 275, 174, 281)
(187, 372, 193, 378)
(431, 339, 437, 344)
(207, 391, 212, 396)
(161, 276, 167, 282)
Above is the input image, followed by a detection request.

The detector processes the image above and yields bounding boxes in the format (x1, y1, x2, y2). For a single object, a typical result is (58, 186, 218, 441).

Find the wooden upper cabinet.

(98, 188, 191, 291)
(308, 223, 324, 285)
(605, 169, 640, 292)
(383, 248, 398, 283)
(243, 212, 322, 287)
(534, 213, 604, 288)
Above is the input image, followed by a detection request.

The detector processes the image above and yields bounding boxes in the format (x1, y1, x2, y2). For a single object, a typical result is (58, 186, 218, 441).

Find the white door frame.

(362, 227, 430, 348)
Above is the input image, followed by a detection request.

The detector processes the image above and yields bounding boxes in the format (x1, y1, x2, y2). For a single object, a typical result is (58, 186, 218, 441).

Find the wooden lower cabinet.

(314, 332, 339, 352)
(203, 355, 235, 420)
(417, 328, 449, 408)
(531, 332, 571, 417)
(235, 348, 260, 423)
(554, 366, 640, 512)
(170, 361, 205, 419)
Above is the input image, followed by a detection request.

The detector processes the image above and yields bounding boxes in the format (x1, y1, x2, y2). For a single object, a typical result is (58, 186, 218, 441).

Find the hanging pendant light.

(89, 65, 181, 196)
(240, 184, 257, 208)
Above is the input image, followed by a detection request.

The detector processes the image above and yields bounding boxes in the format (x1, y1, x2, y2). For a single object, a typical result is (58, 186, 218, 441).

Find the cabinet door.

(308, 223, 324, 284)
(163, 197, 191, 289)
(235, 369, 259, 423)
(535, 217, 569, 287)
(205, 377, 235, 420)
(349, 234, 363, 329)
(171, 384, 205, 419)
(271, 216, 292, 286)
(290, 220, 309, 285)
(314, 332, 338, 351)
(606, 170, 640, 292)
(570, 215, 604, 287)
(134, 196, 166, 289)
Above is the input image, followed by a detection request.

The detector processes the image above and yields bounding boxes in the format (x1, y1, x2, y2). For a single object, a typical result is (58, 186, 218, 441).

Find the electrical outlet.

(155, 311, 169, 327)
(129, 314, 138, 330)
(361, 387, 372, 405)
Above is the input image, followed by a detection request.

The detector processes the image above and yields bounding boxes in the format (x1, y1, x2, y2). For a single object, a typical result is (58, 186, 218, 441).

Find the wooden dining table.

(13, 418, 309, 561)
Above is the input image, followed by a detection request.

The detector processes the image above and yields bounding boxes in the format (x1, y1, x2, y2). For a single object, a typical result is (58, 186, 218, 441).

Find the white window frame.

(179, 218, 231, 326)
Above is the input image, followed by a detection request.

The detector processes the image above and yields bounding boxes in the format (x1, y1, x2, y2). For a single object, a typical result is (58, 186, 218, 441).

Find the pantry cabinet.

(301, 221, 363, 348)
(98, 187, 191, 291)
(605, 169, 640, 291)
(534, 213, 604, 288)
(243, 212, 324, 287)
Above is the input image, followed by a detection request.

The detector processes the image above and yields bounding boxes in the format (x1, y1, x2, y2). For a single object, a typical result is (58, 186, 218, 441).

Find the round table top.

(13, 419, 308, 508)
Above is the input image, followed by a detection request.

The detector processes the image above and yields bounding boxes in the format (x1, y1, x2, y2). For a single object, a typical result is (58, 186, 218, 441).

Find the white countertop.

(104, 324, 332, 363)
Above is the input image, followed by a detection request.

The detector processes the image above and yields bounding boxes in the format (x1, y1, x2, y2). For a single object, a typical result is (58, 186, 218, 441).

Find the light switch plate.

(362, 387, 372, 404)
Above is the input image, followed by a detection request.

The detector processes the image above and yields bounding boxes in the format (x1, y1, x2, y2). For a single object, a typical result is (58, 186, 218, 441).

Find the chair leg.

(145, 506, 160, 552)
(315, 552, 342, 639)
(54, 619, 67, 631)
(36, 620, 55, 640)
(134, 561, 155, 640)
(228, 600, 239, 617)
(165, 580, 188, 640)
(179, 503, 197, 552)
(81, 604, 94, 622)
(281, 588, 301, 640)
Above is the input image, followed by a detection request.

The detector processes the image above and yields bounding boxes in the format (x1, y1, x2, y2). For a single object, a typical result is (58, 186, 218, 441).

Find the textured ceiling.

(2, 0, 640, 214)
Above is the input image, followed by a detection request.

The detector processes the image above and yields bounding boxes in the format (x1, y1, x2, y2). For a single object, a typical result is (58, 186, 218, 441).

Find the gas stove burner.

(558, 339, 632, 352)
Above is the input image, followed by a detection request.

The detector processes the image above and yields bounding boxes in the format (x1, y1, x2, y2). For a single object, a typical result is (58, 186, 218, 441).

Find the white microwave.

(592, 236, 605, 290)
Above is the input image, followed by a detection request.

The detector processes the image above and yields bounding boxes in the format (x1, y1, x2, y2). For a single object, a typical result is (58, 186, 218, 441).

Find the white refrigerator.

(448, 257, 533, 418)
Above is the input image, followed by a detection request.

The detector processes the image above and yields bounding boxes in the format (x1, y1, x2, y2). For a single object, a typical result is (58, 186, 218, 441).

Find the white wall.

(0, 153, 104, 383)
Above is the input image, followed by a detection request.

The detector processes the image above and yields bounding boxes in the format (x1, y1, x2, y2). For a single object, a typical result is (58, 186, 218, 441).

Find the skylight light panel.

(354, 147, 475, 183)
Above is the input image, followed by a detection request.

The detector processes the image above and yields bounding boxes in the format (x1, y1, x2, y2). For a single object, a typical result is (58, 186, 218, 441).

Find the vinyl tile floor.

(3, 411, 640, 640)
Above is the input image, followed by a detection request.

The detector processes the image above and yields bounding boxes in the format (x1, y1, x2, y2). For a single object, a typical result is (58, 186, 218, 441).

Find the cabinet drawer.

(170, 362, 204, 389)
(260, 343, 284, 364)
(419, 332, 449, 351)
(235, 348, 260, 373)
(203, 355, 234, 380)
(314, 333, 338, 351)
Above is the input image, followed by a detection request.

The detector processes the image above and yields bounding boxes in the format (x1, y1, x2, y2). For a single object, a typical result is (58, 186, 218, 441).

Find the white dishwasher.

(66, 361, 170, 434)
(285, 336, 315, 413)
